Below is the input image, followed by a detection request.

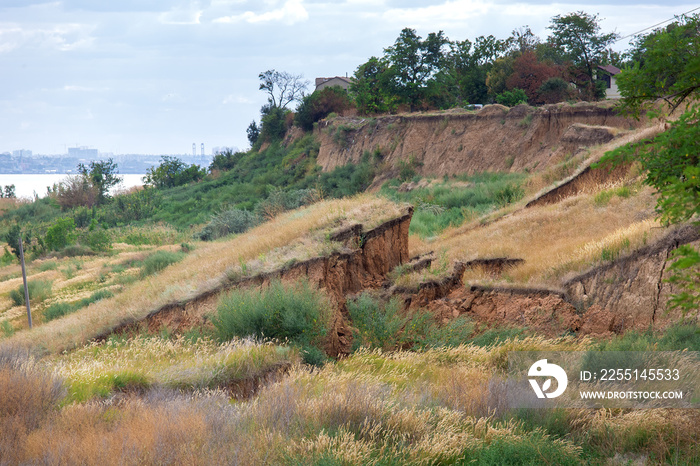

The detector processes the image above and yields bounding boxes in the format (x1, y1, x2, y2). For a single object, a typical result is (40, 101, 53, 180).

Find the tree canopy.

(598, 13, 700, 316)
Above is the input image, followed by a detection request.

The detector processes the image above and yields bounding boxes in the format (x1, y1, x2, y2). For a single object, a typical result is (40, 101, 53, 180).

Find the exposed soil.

(316, 102, 647, 182)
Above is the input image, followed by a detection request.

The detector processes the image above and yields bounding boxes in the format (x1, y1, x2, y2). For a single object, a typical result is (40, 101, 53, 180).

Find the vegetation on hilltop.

(598, 12, 700, 317)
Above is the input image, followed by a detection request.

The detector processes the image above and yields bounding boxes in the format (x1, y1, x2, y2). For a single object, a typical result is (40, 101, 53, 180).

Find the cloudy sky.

(0, 0, 693, 156)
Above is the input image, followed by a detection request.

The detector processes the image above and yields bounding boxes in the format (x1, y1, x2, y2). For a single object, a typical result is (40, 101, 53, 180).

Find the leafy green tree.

(45, 217, 77, 251)
(598, 13, 700, 316)
(77, 158, 122, 204)
(209, 149, 244, 173)
(495, 88, 528, 107)
(450, 35, 512, 104)
(247, 121, 260, 147)
(384, 28, 449, 110)
(350, 56, 396, 114)
(547, 11, 618, 100)
(144, 156, 206, 189)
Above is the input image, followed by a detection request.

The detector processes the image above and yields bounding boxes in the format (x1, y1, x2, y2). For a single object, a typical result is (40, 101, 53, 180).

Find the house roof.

(597, 64, 621, 75)
(315, 76, 354, 88)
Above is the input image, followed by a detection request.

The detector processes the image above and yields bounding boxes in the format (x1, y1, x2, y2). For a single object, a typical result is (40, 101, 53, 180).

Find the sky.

(0, 0, 694, 156)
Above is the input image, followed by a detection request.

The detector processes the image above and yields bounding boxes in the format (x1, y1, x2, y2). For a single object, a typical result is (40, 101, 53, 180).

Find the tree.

(77, 158, 122, 204)
(350, 56, 396, 115)
(384, 28, 449, 110)
(144, 156, 206, 189)
(495, 88, 528, 107)
(547, 11, 618, 99)
(247, 121, 260, 147)
(597, 13, 700, 316)
(44, 217, 76, 252)
(450, 35, 512, 104)
(295, 86, 353, 131)
(505, 51, 561, 104)
(210, 149, 244, 173)
(616, 14, 700, 117)
(258, 70, 309, 109)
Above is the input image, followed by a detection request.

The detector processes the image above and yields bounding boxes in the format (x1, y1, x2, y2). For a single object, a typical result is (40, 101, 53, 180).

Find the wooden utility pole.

(18, 235, 32, 328)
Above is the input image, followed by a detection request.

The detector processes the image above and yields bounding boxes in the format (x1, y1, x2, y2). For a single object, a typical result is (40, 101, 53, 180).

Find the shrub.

(44, 217, 77, 251)
(0, 347, 65, 463)
(139, 251, 186, 277)
(295, 86, 353, 131)
(198, 208, 258, 241)
(83, 227, 112, 253)
(254, 188, 320, 221)
(58, 245, 95, 258)
(495, 88, 528, 107)
(49, 175, 99, 209)
(43, 302, 74, 321)
(144, 156, 206, 189)
(213, 280, 332, 365)
(348, 294, 407, 351)
(9, 279, 52, 306)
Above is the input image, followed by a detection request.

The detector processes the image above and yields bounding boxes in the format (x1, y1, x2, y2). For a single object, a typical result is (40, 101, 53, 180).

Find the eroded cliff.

(316, 101, 646, 180)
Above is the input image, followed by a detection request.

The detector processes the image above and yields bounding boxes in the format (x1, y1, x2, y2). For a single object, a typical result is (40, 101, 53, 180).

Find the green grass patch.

(380, 172, 526, 238)
(213, 280, 332, 366)
(44, 289, 115, 322)
(139, 250, 186, 277)
(9, 279, 52, 306)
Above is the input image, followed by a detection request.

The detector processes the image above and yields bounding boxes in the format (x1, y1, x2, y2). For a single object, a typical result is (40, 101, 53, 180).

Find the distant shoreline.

(0, 174, 145, 199)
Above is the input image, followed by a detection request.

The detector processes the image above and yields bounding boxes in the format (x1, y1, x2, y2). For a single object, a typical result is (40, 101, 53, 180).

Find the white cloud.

(159, 8, 204, 25)
(214, 0, 308, 25)
(0, 23, 94, 53)
(63, 85, 110, 92)
(382, 0, 491, 28)
(222, 94, 253, 104)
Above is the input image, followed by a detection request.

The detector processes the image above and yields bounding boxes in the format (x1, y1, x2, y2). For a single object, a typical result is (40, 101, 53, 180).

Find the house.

(597, 64, 622, 99)
(314, 76, 354, 92)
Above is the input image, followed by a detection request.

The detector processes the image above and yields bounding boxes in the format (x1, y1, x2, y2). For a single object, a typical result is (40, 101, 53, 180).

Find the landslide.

(316, 101, 647, 181)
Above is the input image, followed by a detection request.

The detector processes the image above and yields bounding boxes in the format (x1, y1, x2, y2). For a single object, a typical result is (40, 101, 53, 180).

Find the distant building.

(12, 149, 32, 158)
(68, 146, 98, 158)
(597, 65, 621, 99)
(314, 76, 354, 92)
(212, 146, 238, 155)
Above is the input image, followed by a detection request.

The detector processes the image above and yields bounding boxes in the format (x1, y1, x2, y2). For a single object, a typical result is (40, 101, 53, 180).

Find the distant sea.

(0, 174, 146, 199)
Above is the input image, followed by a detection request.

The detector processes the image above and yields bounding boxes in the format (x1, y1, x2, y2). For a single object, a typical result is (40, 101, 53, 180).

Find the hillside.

(316, 101, 647, 182)
(0, 101, 699, 464)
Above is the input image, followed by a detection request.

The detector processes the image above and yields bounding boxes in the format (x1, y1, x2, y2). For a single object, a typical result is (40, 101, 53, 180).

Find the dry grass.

(49, 336, 300, 401)
(1, 335, 697, 464)
(409, 184, 664, 287)
(3, 195, 407, 354)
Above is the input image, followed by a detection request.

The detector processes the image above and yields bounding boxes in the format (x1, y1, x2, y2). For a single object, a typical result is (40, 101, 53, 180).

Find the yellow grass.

(3, 195, 407, 354)
(410, 185, 664, 287)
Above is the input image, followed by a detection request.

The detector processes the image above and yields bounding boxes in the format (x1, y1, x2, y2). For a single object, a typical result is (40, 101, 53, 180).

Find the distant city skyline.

(1, 1, 691, 154)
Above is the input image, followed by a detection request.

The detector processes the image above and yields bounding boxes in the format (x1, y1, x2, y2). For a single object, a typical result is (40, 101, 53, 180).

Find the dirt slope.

(316, 101, 647, 180)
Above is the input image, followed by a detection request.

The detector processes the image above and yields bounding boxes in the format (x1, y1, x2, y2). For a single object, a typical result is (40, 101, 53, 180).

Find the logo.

(528, 359, 568, 399)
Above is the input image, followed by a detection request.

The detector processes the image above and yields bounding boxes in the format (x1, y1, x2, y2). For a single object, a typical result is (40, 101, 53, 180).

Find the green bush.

(348, 293, 477, 351)
(44, 217, 76, 251)
(198, 208, 257, 241)
(44, 290, 115, 322)
(348, 294, 408, 351)
(139, 251, 186, 277)
(10, 279, 53, 306)
(43, 302, 74, 321)
(496, 88, 528, 107)
(213, 280, 332, 365)
(84, 228, 112, 253)
(58, 245, 95, 258)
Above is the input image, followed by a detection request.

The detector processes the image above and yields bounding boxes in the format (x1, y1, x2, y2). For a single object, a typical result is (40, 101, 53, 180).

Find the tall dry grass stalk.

(410, 185, 664, 286)
(3, 336, 697, 464)
(4, 195, 406, 354)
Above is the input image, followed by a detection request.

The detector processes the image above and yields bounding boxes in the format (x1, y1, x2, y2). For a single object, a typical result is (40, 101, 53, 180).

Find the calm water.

(0, 174, 145, 199)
